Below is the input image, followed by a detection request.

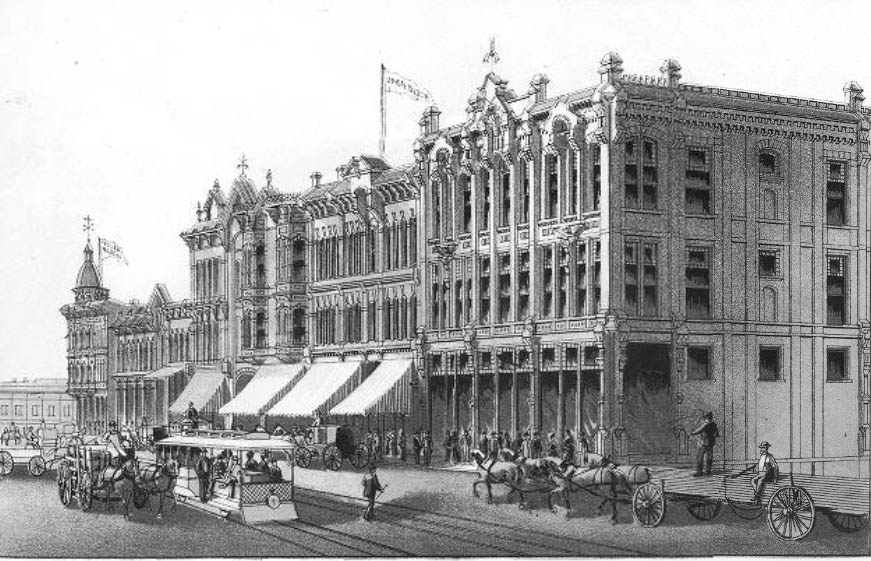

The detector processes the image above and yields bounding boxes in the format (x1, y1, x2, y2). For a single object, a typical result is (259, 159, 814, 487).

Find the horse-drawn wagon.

(0, 427, 64, 477)
(288, 424, 369, 471)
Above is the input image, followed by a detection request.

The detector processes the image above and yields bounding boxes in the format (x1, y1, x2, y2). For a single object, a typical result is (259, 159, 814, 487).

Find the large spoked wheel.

(28, 455, 46, 477)
(632, 483, 666, 527)
(350, 444, 369, 469)
(767, 486, 815, 541)
(686, 498, 721, 521)
(0, 451, 13, 475)
(294, 447, 312, 469)
(133, 488, 149, 510)
(78, 472, 94, 512)
(323, 445, 343, 471)
(826, 511, 868, 533)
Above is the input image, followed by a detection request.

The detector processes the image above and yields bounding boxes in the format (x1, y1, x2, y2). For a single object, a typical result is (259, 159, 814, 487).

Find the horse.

(513, 454, 564, 481)
(94, 456, 141, 521)
(138, 458, 179, 519)
(470, 449, 521, 504)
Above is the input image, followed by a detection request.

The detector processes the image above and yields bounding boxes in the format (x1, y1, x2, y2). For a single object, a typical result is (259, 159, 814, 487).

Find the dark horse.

(138, 458, 179, 519)
(93, 456, 141, 521)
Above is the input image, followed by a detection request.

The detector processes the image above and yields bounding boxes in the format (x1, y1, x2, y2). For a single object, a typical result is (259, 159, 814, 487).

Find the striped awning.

(169, 365, 227, 415)
(266, 361, 362, 418)
(145, 363, 185, 379)
(219, 362, 305, 416)
(330, 359, 413, 416)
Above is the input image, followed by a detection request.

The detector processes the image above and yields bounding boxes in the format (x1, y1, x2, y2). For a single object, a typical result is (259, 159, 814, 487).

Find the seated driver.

(751, 441, 778, 504)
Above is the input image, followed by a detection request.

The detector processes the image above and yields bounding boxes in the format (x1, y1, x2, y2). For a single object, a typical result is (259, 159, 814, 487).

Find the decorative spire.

(237, 154, 249, 178)
(482, 36, 500, 72)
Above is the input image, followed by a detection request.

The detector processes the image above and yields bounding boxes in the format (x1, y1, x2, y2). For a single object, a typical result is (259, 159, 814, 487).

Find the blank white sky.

(1, 0, 869, 381)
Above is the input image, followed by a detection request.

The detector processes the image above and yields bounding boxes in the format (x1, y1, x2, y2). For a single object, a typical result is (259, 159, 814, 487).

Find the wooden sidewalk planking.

(648, 466, 870, 516)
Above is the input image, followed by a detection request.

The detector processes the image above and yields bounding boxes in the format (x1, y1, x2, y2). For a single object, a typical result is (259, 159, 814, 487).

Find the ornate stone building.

(414, 53, 870, 477)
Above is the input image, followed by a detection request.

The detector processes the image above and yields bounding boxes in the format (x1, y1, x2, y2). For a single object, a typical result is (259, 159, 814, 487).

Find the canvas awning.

(219, 362, 305, 416)
(169, 365, 226, 415)
(145, 363, 185, 379)
(330, 359, 413, 416)
(266, 360, 362, 418)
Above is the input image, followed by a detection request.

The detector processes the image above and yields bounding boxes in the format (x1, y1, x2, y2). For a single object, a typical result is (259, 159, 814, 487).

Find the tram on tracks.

(156, 431, 298, 524)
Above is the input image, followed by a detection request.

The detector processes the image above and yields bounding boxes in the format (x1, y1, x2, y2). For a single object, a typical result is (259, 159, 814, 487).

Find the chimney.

(529, 74, 550, 103)
(660, 59, 682, 88)
(844, 81, 865, 111)
(311, 172, 322, 188)
(599, 51, 624, 84)
(420, 106, 441, 136)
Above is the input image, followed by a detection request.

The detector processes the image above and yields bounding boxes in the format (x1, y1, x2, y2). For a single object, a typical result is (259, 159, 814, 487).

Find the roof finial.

(237, 154, 249, 178)
(266, 169, 273, 188)
(82, 214, 94, 243)
(212, 179, 220, 191)
(483, 36, 500, 73)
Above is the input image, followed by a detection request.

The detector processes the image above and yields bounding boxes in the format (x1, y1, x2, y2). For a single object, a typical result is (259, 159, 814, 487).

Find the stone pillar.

(557, 344, 565, 445)
(511, 351, 518, 439)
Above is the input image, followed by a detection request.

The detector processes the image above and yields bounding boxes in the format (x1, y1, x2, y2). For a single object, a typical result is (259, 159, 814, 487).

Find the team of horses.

(471, 449, 652, 523)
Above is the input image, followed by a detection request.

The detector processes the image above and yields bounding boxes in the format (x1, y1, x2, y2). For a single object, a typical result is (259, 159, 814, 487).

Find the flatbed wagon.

(0, 428, 64, 477)
(631, 465, 870, 541)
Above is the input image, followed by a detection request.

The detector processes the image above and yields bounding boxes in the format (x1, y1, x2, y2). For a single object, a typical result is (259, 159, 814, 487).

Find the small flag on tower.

(383, 66, 434, 104)
(98, 237, 128, 265)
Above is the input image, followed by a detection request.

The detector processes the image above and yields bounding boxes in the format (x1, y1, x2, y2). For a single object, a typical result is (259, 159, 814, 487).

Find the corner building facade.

(415, 54, 870, 477)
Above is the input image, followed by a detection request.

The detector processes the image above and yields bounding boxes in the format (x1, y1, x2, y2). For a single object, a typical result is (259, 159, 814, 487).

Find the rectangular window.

(826, 161, 846, 226)
(518, 252, 530, 319)
(592, 149, 601, 211)
(480, 173, 491, 231)
(759, 249, 779, 278)
(759, 346, 781, 381)
(686, 247, 711, 319)
(546, 155, 559, 218)
(465, 277, 472, 325)
(625, 242, 658, 316)
(498, 254, 511, 323)
(454, 279, 463, 327)
(593, 242, 601, 312)
(642, 140, 658, 209)
(520, 164, 530, 224)
(686, 147, 712, 214)
(32, 405, 40, 417)
(687, 347, 711, 380)
(48, 405, 56, 417)
(826, 349, 848, 382)
(624, 141, 639, 208)
(0, 405, 7, 416)
(500, 169, 511, 227)
(542, 247, 554, 317)
(569, 150, 579, 215)
(432, 181, 441, 237)
(643, 243, 658, 316)
(14, 405, 23, 417)
(826, 255, 846, 325)
(431, 270, 440, 330)
(557, 247, 569, 318)
(460, 176, 472, 233)
(479, 257, 491, 324)
(624, 243, 638, 312)
(576, 242, 587, 316)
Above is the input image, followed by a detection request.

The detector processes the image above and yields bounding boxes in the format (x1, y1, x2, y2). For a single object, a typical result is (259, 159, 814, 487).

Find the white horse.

(470, 449, 521, 504)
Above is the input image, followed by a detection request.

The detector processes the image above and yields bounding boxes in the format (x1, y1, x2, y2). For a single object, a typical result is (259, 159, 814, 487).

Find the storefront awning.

(145, 363, 185, 380)
(330, 359, 413, 416)
(169, 365, 226, 415)
(219, 362, 305, 416)
(266, 360, 361, 418)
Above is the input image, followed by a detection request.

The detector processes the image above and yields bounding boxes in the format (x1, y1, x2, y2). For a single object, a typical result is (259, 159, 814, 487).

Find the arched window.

(762, 189, 778, 220)
(431, 180, 442, 238)
(762, 286, 777, 322)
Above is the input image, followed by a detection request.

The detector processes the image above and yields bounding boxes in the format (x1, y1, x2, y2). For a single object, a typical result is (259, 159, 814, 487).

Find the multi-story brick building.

(415, 53, 870, 476)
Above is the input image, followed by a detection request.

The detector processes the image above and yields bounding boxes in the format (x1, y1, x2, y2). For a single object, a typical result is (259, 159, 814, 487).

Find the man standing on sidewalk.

(691, 412, 720, 476)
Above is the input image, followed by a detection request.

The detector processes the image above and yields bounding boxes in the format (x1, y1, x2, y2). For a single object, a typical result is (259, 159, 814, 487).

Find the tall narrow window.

(826, 161, 846, 226)
(642, 139, 658, 209)
(520, 162, 530, 224)
(431, 265, 441, 330)
(686, 247, 711, 319)
(592, 149, 601, 211)
(498, 254, 511, 323)
(762, 189, 778, 220)
(759, 347, 781, 381)
(624, 243, 638, 313)
(368, 300, 376, 341)
(431, 180, 441, 237)
(624, 141, 638, 208)
(518, 251, 530, 319)
(593, 242, 601, 312)
(546, 154, 559, 218)
(686, 148, 712, 214)
(643, 243, 658, 316)
(479, 257, 491, 324)
(255, 312, 266, 349)
(575, 242, 587, 316)
(480, 172, 491, 231)
(465, 276, 472, 325)
(440, 279, 449, 330)
(542, 247, 554, 318)
(569, 150, 579, 216)
(454, 278, 463, 327)
(826, 255, 846, 325)
(255, 244, 266, 287)
(292, 239, 305, 281)
(557, 247, 569, 318)
(292, 308, 306, 344)
(500, 167, 511, 227)
(367, 228, 376, 272)
(460, 175, 472, 234)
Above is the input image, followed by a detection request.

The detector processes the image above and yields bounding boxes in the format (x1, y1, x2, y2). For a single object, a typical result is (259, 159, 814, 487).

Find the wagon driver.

(751, 441, 779, 504)
(185, 401, 199, 430)
(102, 420, 127, 466)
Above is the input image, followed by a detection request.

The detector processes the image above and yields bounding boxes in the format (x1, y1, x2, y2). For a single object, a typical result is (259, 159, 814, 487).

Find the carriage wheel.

(350, 444, 369, 469)
(294, 447, 312, 469)
(686, 498, 721, 521)
(78, 472, 94, 512)
(323, 445, 343, 471)
(767, 486, 815, 541)
(0, 451, 13, 475)
(28, 456, 46, 477)
(826, 511, 868, 533)
(632, 483, 666, 527)
(133, 488, 149, 510)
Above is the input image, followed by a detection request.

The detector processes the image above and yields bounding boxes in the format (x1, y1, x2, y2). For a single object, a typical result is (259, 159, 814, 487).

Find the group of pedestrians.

(193, 448, 283, 503)
(362, 429, 408, 461)
(0, 422, 37, 447)
(434, 427, 590, 465)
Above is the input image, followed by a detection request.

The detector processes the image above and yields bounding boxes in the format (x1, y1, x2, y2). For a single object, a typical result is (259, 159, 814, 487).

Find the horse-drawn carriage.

(0, 427, 64, 477)
(287, 424, 369, 471)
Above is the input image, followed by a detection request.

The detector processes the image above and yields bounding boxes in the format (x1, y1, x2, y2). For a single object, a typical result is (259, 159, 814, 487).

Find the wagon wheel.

(323, 445, 343, 471)
(767, 486, 815, 541)
(686, 498, 721, 521)
(294, 447, 312, 468)
(350, 443, 369, 469)
(78, 472, 94, 512)
(0, 451, 13, 475)
(826, 511, 868, 533)
(28, 455, 46, 477)
(133, 488, 149, 510)
(632, 482, 666, 527)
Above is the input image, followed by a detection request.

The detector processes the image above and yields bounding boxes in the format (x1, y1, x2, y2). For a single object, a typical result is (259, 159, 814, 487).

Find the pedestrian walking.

(361, 464, 386, 521)
(691, 412, 720, 476)
(460, 429, 471, 462)
(443, 431, 452, 463)
(546, 432, 559, 458)
(398, 429, 407, 461)
(195, 449, 212, 502)
(531, 431, 543, 459)
(422, 431, 433, 466)
(563, 429, 575, 464)
(521, 431, 532, 459)
(412, 430, 422, 465)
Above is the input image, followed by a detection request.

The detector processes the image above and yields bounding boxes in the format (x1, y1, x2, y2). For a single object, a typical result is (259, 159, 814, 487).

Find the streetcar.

(156, 431, 298, 524)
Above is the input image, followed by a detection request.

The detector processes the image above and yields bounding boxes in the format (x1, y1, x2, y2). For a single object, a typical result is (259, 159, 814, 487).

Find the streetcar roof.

(156, 435, 296, 452)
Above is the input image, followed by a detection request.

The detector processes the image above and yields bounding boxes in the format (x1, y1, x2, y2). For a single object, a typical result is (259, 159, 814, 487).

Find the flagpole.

(97, 237, 104, 278)
(380, 63, 386, 158)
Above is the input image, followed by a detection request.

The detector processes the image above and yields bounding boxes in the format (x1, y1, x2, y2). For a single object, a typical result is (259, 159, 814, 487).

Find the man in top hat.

(361, 463, 386, 521)
(185, 401, 199, 430)
(751, 441, 778, 504)
(690, 412, 720, 476)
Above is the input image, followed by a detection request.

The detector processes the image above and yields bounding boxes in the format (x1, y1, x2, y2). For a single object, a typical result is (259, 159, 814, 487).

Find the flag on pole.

(98, 237, 128, 265)
(383, 67, 434, 104)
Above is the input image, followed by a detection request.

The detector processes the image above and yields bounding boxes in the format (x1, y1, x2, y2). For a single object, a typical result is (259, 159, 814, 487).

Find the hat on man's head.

(759, 441, 771, 449)
(705, 412, 714, 419)
(368, 463, 378, 472)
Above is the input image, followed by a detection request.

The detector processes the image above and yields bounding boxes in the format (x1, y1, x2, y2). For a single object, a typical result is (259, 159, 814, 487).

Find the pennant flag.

(99, 237, 128, 265)
(383, 67, 434, 104)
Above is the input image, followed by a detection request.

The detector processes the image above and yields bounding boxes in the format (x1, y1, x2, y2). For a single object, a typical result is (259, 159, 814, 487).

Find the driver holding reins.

(102, 420, 128, 466)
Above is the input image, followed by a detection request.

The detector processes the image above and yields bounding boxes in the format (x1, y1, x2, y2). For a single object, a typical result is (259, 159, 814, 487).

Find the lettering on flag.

(384, 68, 434, 104)
(99, 237, 128, 265)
